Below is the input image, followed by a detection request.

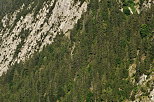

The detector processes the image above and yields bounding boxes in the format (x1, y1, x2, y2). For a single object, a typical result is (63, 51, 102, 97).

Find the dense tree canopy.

(0, 0, 153, 102)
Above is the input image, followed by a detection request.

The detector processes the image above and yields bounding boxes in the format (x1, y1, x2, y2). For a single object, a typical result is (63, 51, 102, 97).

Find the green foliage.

(86, 91, 94, 102)
(122, 0, 137, 14)
(122, 0, 135, 7)
(123, 7, 131, 15)
(140, 24, 150, 38)
(0, 0, 154, 102)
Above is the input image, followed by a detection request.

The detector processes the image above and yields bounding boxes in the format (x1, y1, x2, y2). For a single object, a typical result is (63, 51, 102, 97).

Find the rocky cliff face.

(0, 0, 87, 76)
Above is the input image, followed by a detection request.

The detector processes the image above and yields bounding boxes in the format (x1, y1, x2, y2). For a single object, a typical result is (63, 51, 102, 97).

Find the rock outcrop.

(0, 0, 87, 76)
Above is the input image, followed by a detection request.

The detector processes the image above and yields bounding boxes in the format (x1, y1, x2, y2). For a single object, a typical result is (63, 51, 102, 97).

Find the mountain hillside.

(0, 0, 154, 102)
(0, 0, 87, 76)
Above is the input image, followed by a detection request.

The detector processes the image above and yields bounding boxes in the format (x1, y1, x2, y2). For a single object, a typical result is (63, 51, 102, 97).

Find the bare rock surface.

(0, 0, 87, 76)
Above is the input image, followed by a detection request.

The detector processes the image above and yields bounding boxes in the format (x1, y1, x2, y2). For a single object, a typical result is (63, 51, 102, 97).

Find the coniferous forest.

(0, 0, 154, 102)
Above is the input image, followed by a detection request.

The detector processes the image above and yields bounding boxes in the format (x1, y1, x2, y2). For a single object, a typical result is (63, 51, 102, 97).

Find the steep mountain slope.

(0, 0, 154, 102)
(0, 0, 87, 76)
